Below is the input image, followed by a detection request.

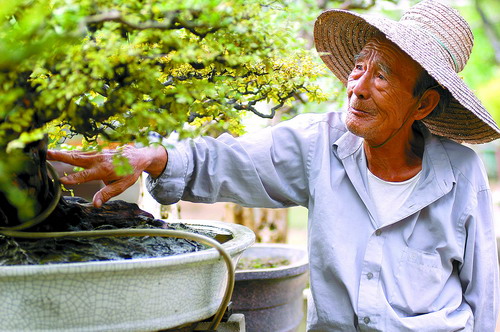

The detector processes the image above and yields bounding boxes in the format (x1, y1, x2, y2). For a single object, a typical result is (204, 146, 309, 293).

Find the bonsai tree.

(0, 0, 329, 230)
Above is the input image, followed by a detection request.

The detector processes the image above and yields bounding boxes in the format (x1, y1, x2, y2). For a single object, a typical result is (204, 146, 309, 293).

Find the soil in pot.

(0, 196, 226, 266)
(236, 256, 291, 270)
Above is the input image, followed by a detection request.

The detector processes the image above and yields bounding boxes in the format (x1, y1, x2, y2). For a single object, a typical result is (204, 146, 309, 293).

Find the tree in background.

(0, 0, 329, 229)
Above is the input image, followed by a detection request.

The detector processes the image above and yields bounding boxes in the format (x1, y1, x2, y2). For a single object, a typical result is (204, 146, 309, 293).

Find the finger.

(47, 150, 99, 168)
(92, 175, 140, 208)
(61, 167, 111, 185)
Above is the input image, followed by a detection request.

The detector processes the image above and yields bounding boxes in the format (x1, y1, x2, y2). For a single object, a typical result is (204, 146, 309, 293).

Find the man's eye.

(377, 73, 385, 80)
(355, 64, 363, 70)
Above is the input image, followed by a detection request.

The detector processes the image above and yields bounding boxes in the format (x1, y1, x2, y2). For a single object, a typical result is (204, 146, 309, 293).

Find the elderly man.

(49, 0, 500, 330)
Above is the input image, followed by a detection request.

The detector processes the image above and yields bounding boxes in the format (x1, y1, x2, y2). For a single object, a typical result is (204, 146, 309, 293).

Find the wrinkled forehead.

(357, 33, 424, 76)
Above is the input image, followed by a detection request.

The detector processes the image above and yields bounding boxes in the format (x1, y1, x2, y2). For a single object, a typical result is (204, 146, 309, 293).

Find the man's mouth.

(349, 105, 370, 115)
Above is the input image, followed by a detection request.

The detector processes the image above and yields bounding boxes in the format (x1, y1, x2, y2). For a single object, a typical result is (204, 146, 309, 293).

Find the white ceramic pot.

(0, 220, 255, 332)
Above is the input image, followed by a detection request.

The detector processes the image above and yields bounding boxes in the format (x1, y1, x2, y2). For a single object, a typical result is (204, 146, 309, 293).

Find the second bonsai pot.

(232, 243, 309, 332)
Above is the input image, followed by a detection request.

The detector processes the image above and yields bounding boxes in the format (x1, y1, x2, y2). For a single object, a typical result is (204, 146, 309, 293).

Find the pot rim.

(235, 243, 309, 280)
(0, 219, 256, 276)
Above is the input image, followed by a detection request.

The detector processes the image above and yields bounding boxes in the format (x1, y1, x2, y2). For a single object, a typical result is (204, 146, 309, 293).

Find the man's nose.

(352, 73, 371, 100)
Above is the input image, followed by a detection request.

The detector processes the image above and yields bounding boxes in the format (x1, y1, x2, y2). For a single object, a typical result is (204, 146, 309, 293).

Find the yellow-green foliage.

(2, 0, 328, 148)
(0, 0, 330, 215)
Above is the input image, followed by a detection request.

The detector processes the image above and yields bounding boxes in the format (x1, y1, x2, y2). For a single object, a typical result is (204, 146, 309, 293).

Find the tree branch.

(82, 10, 220, 38)
(228, 97, 275, 118)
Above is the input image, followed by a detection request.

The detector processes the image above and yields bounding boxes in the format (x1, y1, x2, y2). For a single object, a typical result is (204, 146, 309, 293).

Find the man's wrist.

(145, 145, 168, 179)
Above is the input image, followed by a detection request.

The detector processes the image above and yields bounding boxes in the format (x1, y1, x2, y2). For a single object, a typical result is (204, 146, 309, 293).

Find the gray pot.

(233, 243, 309, 332)
(0, 220, 255, 332)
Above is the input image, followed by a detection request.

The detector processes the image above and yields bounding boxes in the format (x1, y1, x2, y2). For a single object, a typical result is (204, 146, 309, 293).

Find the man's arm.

(459, 189, 500, 331)
(47, 145, 167, 207)
(146, 114, 319, 208)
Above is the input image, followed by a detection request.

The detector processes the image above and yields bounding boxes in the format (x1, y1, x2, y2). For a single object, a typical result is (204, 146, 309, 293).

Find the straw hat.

(314, 0, 500, 144)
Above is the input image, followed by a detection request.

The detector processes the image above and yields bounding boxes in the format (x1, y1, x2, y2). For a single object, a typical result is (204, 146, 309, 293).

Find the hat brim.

(314, 10, 500, 144)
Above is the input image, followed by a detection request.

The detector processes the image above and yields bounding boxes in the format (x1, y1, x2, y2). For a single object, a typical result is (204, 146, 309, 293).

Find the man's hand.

(47, 145, 167, 208)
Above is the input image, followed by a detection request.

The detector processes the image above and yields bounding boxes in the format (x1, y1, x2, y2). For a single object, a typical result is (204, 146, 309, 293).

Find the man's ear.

(415, 89, 440, 120)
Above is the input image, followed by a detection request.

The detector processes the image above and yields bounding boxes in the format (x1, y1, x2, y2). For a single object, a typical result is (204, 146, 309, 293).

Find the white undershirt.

(367, 168, 421, 226)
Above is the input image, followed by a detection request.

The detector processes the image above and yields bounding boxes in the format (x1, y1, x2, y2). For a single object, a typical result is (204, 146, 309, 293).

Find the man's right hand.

(47, 145, 168, 208)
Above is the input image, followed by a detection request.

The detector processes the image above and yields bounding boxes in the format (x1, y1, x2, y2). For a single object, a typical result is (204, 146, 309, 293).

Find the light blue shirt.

(147, 112, 499, 331)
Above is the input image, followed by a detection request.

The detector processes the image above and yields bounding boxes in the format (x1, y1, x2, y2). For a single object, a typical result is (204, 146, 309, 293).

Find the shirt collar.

(332, 122, 456, 223)
(332, 129, 363, 160)
(332, 124, 455, 188)
(419, 124, 456, 195)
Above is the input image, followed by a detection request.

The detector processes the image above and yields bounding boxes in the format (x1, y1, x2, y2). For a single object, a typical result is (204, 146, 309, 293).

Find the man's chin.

(345, 118, 367, 138)
(346, 126, 363, 138)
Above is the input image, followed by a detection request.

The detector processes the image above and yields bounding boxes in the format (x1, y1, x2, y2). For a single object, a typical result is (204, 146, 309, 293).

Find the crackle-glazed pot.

(0, 220, 255, 332)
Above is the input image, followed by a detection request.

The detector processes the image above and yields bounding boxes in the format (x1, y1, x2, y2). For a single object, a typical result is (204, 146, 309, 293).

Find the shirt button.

(375, 229, 382, 236)
(367, 272, 373, 280)
(364, 316, 371, 324)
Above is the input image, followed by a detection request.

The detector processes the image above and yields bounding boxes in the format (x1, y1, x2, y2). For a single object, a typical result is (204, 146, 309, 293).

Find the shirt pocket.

(389, 246, 443, 314)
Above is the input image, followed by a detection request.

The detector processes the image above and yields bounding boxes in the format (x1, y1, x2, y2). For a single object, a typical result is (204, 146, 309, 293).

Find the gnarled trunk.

(0, 138, 59, 229)
(0, 138, 154, 233)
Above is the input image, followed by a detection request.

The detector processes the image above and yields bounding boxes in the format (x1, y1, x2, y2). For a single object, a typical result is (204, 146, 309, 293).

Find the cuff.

(146, 135, 189, 205)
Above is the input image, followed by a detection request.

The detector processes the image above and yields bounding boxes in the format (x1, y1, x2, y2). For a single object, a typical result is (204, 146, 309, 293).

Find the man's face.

(346, 36, 423, 145)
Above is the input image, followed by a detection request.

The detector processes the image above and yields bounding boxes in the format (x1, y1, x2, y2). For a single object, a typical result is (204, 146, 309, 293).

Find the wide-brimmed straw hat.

(314, 0, 500, 144)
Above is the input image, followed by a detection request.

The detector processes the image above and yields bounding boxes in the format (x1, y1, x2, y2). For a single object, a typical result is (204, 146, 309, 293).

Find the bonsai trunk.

(0, 137, 155, 233)
(0, 138, 57, 229)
